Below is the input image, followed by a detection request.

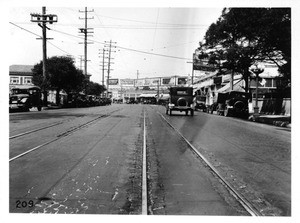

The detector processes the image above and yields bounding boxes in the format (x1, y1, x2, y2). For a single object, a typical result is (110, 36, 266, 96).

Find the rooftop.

(9, 65, 34, 73)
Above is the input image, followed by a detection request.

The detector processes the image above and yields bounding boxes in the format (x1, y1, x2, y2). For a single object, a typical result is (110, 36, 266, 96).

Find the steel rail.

(9, 109, 121, 162)
(142, 109, 148, 215)
(9, 122, 64, 139)
(158, 111, 262, 216)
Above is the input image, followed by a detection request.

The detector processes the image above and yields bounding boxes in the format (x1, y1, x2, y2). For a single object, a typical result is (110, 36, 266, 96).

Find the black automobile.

(9, 86, 42, 112)
(216, 91, 251, 119)
(166, 87, 194, 116)
(193, 95, 207, 112)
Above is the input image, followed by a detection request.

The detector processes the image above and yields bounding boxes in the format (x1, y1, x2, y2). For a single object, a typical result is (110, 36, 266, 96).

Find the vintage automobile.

(193, 95, 207, 112)
(216, 91, 251, 119)
(9, 86, 42, 112)
(166, 86, 194, 116)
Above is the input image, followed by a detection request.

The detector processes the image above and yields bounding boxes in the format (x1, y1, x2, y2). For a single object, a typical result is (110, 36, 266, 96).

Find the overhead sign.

(108, 79, 119, 85)
(120, 79, 135, 86)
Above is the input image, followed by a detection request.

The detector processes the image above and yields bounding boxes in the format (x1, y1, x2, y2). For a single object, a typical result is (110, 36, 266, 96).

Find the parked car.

(216, 91, 251, 119)
(166, 86, 194, 116)
(193, 95, 207, 112)
(206, 102, 218, 114)
(99, 97, 112, 106)
(9, 86, 42, 112)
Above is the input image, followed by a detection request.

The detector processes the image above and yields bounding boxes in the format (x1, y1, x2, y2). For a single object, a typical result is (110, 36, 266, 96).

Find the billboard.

(108, 79, 119, 85)
(120, 79, 135, 86)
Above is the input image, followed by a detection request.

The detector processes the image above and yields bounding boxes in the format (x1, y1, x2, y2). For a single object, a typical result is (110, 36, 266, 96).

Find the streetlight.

(250, 63, 265, 115)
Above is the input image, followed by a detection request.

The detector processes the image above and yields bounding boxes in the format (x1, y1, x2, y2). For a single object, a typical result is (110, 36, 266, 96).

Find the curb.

(249, 115, 291, 128)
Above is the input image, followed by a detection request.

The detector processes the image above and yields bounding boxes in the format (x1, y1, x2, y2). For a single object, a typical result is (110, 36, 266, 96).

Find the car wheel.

(191, 110, 194, 116)
(37, 106, 42, 111)
(185, 111, 188, 116)
(224, 107, 230, 117)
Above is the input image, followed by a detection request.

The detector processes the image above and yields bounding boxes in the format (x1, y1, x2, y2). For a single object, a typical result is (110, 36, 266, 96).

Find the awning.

(217, 79, 244, 93)
(138, 94, 157, 98)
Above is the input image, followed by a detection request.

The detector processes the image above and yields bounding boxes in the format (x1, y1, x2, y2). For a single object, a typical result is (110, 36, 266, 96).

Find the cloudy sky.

(8, 6, 223, 83)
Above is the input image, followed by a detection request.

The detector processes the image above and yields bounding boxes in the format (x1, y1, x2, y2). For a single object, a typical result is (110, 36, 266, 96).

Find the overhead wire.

(93, 12, 209, 27)
(9, 22, 42, 38)
(50, 27, 192, 61)
(10, 21, 193, 64)
(9, 21, 82, 63)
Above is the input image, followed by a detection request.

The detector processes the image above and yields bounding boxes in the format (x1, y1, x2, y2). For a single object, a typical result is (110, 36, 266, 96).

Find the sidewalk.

(42, 105, 63, 110)
(249, 114, 291, 128)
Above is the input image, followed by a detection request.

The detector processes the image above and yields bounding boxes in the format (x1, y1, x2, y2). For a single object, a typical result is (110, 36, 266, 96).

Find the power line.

(51, 27, 192, 60)
(11, 22, 208, 29)
(93, 12, 209, 27)
(10, 22, 80, 60)
(10, 22, 193, 62)
(9, 22, 42, 38)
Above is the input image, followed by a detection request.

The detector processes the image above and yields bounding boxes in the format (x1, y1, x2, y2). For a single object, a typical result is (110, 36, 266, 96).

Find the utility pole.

(30, 7, 57, 106)
(99, 49, 108, 88)
(104, 40, 116, 95)
(42, 7, 47, 84)
(79, 7, 94, 77)
(187, 54, 195, 86)
(157, 78, 160, 103)
(78, 55, 84, 71)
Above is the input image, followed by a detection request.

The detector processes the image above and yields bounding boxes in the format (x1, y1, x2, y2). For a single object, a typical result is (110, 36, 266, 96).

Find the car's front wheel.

(224, 106, 230, 117)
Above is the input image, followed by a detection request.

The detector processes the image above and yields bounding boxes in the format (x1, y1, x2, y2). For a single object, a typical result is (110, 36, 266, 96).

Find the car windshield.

(12, 89, 29, 94)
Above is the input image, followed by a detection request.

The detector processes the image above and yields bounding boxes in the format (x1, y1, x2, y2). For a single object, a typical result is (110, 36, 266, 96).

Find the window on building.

(265, 79, 272, 87)
(273, 79, 277, 88)
(24, 77, 32, 85)
(10, 77, 19, 84)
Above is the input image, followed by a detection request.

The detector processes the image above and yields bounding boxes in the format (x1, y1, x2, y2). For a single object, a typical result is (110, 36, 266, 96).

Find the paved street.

(9, 104, 291, 215)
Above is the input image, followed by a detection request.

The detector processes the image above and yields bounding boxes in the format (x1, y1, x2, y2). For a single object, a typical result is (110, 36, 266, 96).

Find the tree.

(198, 8, 291, 92)
(85, 81, 106, 95)
(32, 56, 86, 105)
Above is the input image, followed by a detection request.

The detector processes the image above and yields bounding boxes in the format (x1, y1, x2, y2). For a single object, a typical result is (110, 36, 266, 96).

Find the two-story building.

(9, 65, 34, 91)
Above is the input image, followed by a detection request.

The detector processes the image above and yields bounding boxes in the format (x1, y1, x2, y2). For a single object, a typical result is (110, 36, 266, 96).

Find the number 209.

(16, 200, 34, 208)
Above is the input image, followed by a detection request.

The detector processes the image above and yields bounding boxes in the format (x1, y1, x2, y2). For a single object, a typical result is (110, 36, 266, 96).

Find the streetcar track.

(142, 108, 147, 215)
(9, 109, 122, 162)
(30, 116, 125, 213)
(156, 110, 262, 216)
(9, 122, 64, 139)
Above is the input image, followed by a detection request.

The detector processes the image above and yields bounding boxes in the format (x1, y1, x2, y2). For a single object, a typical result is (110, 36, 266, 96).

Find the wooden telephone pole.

(30, 6, 57, 105)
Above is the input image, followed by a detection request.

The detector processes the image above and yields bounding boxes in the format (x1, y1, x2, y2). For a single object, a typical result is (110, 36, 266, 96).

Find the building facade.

(9, 65, 34, 91)
(108, 76, 190, 102)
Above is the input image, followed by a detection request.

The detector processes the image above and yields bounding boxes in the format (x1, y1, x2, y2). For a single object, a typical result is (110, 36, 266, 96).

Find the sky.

(8, 7, 223, 84)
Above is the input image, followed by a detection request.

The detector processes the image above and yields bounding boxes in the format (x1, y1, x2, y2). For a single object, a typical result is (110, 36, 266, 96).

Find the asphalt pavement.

(9, 104, 291, 215)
